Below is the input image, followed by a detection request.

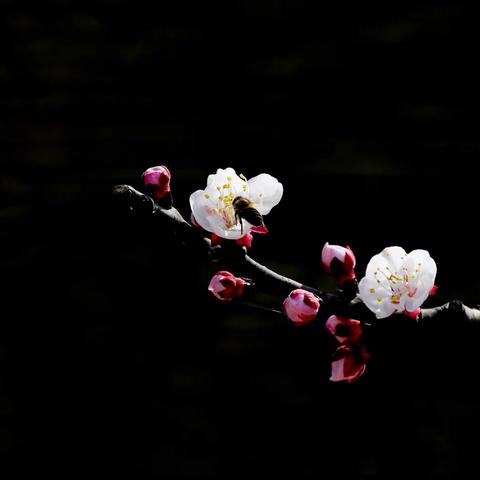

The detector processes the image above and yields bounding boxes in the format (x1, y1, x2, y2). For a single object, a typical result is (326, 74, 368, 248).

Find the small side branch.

(420, 300, 480, 324)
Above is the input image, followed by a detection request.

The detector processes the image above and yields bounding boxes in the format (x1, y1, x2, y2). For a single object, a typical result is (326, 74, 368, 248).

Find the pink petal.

(283, 289, 320, 325)
(330, 346, 367, 383)
(208, 271, 245, 301)
(325, 315, 362, 344)
(142, 165, 171, 200)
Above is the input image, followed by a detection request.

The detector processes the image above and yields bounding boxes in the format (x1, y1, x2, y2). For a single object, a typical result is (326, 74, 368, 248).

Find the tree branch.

(113, 184, 480, 326)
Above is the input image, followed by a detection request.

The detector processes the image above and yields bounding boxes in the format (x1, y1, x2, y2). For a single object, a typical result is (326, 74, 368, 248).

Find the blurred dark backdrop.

(2, 1, 480, 478)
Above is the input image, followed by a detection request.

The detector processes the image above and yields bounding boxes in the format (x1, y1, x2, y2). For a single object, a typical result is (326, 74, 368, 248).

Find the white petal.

(246, 173, 283, 215)
(404, 251, 437, 282)
(365, 253, 390, 277)
(374, 302, 398, 319)
(206, 167, 245, 195)
(209, 215, 251, 240)
(404, 291, 429, 312)
(190, 188, 252, 239)
(365, 248, 404, 276)
(403, 250, 436, 300)
(189, 190, 213, 231)
(322, 243, 348, 266)
(200, 206, 252, 239)
(358, 277, 396, 318)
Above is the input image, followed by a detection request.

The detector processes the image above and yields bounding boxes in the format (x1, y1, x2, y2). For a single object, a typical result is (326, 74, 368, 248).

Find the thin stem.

(239, 301, 284, 316)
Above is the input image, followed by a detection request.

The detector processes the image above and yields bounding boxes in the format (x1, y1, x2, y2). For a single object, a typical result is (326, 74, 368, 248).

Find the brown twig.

(113, 184, 480, 326)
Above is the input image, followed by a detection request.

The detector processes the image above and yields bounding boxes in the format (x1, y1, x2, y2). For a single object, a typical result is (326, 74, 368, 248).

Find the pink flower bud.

(429, 285, 438, 296)
(208, 271, 246, 301)
(142, 165, 171, 201)
(283, 289, 320, 325)
(321, 242, 356, 285)
(330, 345, 367, 383)
(325, 315, 362, 344)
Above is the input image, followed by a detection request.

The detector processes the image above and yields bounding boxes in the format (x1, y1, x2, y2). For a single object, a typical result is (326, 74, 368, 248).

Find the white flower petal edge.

(190, 168, 283, 239)
(358, 246, 437, 319)
(245, 173, 284, 215)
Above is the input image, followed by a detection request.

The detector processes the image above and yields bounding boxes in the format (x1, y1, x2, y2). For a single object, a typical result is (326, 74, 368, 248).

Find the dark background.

(2, 1, 480, 478)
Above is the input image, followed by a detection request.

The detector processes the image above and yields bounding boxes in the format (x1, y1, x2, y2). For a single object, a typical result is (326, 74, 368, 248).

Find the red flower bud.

(325, 315, 362, 344)
(142, 165, 171, 201)
(283, 289, 320, 325)
(330, 345, 367, 383)
(208, 271, 246, 301)
(321, 242, 356, 285)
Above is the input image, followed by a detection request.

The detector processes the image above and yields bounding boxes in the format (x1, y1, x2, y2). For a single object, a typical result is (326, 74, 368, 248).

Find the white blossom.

(358, 247, 437, 319)
(190, 167, 283, 239)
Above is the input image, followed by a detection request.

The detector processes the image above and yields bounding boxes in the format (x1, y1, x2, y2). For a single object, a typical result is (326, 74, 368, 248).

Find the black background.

(2, 1, 480, 478)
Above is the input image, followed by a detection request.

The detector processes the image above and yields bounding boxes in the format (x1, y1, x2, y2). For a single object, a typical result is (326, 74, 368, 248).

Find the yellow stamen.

(227, 176, 232, 181)
(391, 294, 400, 304)
(239, 173, 247, 181)
(259, 192, 264, 198)
(377, 297, 383, 303)
(223, 183, 230, 189)
(204, 194, 210, 199)
(369, 288, 375, 294)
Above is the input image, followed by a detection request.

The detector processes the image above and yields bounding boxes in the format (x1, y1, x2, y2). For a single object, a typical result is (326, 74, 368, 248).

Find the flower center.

(204, 175, 249, 229)
(372, 261, 423, 304)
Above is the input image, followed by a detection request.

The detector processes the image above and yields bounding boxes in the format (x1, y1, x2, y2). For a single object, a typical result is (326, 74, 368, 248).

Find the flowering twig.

(112, 184, 358, 318)
(112, 183, 480, 325)
(114, 166, 480, 384)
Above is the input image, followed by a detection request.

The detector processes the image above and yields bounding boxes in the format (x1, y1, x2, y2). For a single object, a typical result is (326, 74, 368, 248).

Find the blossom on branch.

(283, 289, 320, 325)
(325, 315, 362, 344)
(208, 271, 248, 301)
(190, 167, 283, 240)
(113, 171, 480, 386)
(326, 314, 368, 382)
(142, 165, 171, 201)
(330, 345, 368, 383)
(358, 247, 437, 319)
(321, 243, 356, 285)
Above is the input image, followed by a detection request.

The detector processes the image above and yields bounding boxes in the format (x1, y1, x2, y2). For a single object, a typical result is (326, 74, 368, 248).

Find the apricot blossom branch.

(113, 183, 480, 322)
(113, 166, 480, 382)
